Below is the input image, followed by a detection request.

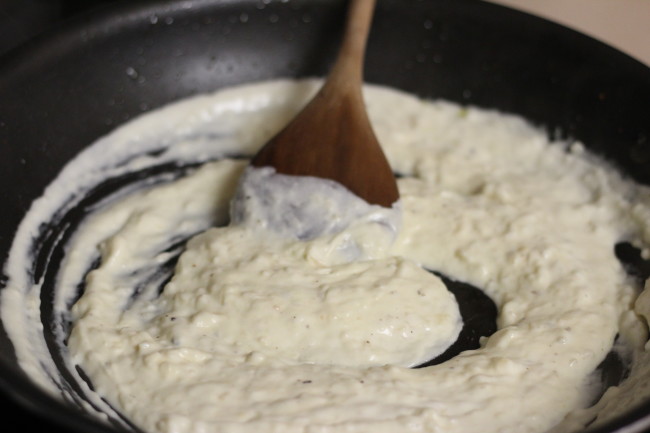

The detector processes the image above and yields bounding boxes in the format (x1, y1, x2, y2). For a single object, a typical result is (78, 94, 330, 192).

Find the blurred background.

(1, 0, 649, 64)
(0, 0, 116, 55)
(487, 0, 649, 66)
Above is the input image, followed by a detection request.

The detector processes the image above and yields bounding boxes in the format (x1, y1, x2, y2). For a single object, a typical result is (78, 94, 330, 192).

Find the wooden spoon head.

(251, 87, 399, 208)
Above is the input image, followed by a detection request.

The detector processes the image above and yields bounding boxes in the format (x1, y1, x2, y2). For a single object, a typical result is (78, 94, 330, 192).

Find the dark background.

(0, 0, 121, 56)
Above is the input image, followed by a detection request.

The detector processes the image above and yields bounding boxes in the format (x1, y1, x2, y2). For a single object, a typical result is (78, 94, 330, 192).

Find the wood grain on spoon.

(250, 0, 399, 208)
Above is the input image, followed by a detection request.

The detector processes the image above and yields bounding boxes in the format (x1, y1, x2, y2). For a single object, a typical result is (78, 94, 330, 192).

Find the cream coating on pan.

(3, 79, 650, 433)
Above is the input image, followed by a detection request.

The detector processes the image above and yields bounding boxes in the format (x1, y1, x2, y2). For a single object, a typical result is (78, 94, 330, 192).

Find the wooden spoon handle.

(328, 0, 377, 89)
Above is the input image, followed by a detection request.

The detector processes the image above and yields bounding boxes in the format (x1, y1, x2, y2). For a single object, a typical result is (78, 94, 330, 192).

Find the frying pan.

(1, 0, 650, 432)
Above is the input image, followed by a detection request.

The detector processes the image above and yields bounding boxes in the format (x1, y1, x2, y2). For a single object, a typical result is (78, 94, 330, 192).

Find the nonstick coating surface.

(1, 1, 650, 432)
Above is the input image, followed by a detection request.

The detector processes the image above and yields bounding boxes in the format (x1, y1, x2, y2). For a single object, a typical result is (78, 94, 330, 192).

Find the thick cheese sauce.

(3, 79, 650, 433)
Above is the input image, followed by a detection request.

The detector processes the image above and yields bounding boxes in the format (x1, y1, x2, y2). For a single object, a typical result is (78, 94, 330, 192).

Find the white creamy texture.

(3, 79, 650, 433)
(230, 165, 401, 242)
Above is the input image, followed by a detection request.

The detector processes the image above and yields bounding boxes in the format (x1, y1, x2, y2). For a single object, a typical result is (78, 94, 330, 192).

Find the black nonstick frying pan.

(1, 1, 650, 432)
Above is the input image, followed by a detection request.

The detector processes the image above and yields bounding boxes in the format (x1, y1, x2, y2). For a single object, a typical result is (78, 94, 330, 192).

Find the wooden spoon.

(250, 0, 399, 208)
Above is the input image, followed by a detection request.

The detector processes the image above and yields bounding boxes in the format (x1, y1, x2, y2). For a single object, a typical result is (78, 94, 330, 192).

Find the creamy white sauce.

(231, 165, 401, 242)
(3, 79, 650, 433)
